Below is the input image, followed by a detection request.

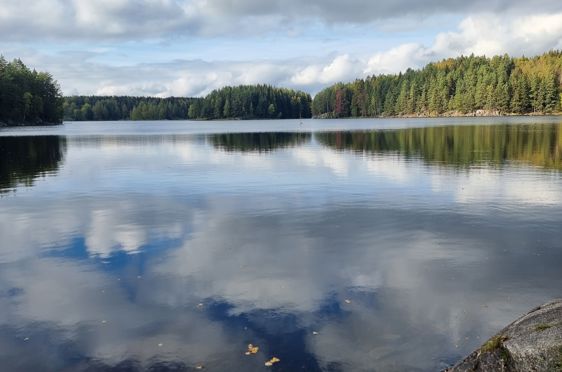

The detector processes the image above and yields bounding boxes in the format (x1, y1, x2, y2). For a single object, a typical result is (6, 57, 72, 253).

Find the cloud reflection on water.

(0, 122, 561, 371)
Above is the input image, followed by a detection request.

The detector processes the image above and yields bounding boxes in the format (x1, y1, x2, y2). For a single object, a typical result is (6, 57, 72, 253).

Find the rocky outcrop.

(446, 299, 562, 372)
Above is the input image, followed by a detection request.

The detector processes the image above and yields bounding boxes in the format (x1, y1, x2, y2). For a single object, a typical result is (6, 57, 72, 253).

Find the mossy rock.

(445, 299, 562, 372)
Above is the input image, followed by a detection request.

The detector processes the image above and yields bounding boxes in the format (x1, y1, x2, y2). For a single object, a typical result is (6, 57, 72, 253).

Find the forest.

(64, 85, 312, 121)
(63, 96, 198, 121)
(0, 57, 64, 126)
(5, 52, 562, 125)
(312, 51, 562, 118)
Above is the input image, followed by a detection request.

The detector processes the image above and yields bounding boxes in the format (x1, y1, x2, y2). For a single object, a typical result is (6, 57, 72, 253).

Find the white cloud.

(0, 0, 190, 40)
(364, 12, 562, 77)
(291, 54, 362, 86)
(3, 6, 562, 98)
(1, 0, 561, 40)
(431, 13, 562, 57)
(365, 43, 433, 75)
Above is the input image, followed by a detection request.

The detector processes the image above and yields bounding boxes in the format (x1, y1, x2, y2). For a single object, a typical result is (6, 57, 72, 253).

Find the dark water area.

(0, 118, 561, 371)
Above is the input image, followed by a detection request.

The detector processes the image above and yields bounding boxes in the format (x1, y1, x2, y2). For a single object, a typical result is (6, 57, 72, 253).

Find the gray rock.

(445, 299, 562, 372)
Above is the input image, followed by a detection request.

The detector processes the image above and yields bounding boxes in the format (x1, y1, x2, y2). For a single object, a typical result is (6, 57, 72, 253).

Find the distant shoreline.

(67, 112, 562, 123)
(314, 110, 562, 119)
(0, 120, 62, 128)
(3, 113, 562, 127)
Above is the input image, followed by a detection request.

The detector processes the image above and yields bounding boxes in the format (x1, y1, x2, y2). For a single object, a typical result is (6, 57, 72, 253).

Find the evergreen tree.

(312, 51, 562, 118)
(0, 57, 63, 126)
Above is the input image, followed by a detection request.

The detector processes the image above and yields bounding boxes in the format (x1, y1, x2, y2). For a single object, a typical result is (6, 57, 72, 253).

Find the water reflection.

(209, 132, 311, 152)
(0, 136, 66, 192)
(317, 123, 562, 169)
(0, 121, 561, 371)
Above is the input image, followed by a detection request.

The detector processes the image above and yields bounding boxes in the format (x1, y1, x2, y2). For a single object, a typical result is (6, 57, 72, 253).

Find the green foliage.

(186, 85, 312, 120)
(64, 96, 195, 121)
(535, 323, 554, 332)
(64, 85, 312, 121)
(312, 51, 562, 117)
(480, 335, 508, 353)
(0, 57, 63, 125)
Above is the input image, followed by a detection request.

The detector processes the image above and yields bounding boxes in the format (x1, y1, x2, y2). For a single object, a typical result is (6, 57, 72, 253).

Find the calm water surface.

(1, 118, 561, 371)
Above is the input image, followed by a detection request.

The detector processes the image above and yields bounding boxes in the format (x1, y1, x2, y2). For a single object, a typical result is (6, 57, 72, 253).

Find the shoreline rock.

(445, 299, 562, 372)
(0, 119, 62, 127)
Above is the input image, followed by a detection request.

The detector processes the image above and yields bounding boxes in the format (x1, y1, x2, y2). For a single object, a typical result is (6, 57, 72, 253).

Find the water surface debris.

(245, 343, 259, 355)
(265, 357, 280, 367)
(344, 299, 352, 304)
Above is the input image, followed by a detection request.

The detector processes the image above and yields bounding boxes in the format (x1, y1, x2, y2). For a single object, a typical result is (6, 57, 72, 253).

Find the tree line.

(64, 85, 312, 121)
(312, 51, 562, 118)
(0, 57, 63, 126)
(64, 96, 197, 121)
(187, 85, 312, 120)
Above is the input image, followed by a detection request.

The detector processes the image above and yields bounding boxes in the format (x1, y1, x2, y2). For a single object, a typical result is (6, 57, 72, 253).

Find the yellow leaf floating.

(265, 357, 280, 367)
(244, 343, 259, 355)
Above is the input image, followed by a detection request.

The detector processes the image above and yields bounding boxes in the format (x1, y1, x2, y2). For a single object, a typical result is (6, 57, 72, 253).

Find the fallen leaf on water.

(265, 357, 280, 367)
(245, 343, 259, 355)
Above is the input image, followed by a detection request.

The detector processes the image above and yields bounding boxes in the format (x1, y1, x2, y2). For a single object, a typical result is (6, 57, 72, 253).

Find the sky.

(1, 0, 562, 97)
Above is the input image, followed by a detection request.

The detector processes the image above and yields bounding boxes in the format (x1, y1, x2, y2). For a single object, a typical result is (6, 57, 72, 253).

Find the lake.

(1, 117, 561, 371)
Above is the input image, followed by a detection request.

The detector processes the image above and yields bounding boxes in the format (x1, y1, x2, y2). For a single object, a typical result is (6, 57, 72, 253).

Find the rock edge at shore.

(445, 299, 562, 372)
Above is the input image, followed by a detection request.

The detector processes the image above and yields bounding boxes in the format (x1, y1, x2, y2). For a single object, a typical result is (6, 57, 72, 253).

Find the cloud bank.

(1, 1, 562, 96)
(1, 0, 562, 40)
